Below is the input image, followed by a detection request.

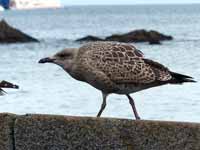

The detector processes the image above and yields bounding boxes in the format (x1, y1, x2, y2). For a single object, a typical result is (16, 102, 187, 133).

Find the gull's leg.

(126, 94, 141, 120)
(97, 93, 108, 117)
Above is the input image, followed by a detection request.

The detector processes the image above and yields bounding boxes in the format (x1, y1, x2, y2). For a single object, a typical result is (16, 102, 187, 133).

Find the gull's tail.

(169, 72, 196, 84)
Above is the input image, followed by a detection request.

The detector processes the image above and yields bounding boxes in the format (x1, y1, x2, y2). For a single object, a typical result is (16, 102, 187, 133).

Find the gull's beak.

(38, 57, 55, 64)
(11, 84, 19, 89)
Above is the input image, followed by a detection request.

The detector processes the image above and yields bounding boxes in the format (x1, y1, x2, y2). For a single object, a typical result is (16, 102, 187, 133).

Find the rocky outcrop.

(105, 30, 173, 43)
(0, 20, 39, 44)
(149, 38, 162, 45)
(76, 29, 173, 44)
(0, 113, 200, 150)
(76, 35, 104, 42)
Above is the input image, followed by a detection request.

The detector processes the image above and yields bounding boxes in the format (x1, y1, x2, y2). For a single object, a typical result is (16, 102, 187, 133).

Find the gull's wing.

(80, 42, 172, 84)
(78, 42, 144, 58)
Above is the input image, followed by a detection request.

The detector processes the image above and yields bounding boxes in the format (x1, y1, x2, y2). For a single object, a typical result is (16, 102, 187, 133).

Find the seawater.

(0, 5, 200, 122)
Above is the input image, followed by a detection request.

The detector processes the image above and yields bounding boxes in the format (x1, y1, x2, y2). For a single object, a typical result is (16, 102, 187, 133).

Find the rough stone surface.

(14, 114, 200, 150)
(76, 35, 104, 42)
(149, 38, 161, 45)
(0, 20, 39, 43)
(76, 29, 173, 44)
(119, 120, 200, 150)
(0, 113, 16, 150)
(105, 29, 173, 43)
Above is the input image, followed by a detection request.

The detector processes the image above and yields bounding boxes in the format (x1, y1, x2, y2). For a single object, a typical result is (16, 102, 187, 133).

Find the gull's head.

(0, 80, 19, 89)
(39, 48, 78, 71)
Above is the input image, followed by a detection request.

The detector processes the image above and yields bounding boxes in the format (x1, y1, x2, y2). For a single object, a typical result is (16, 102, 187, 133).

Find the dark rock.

(105, 29, 173, 43)
(76, 35, 104, 42)
(0, 20, 39, 44)
(149, 38, 162, 45)
(76, 29, 173, 44)
(148, 30, 173, 41)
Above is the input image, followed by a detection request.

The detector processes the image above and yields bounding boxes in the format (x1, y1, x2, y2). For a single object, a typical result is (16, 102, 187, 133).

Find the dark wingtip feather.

(182, 78, 197, 83)
(170, 71, 193, 79)
(170, 72, 197, 84)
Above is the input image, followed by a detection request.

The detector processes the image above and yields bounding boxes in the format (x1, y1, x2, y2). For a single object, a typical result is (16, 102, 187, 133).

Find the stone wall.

(0, 113, 200, 150)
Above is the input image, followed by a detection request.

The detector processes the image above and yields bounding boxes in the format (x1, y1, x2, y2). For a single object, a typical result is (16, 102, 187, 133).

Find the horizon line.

(64, 2, 200, 6)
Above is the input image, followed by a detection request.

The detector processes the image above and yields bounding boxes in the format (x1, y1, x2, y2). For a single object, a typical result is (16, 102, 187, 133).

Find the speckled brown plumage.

(39, 42, 196, 119)
(76, 42, 175, 94)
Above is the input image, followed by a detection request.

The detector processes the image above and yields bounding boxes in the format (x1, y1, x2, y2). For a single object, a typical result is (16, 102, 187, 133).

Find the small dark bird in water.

(39, 42, 196, 119)
(0, 80, 19, 95)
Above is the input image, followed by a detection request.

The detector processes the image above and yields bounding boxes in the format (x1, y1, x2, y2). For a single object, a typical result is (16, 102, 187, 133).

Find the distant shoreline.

(65, 3, 200, 7)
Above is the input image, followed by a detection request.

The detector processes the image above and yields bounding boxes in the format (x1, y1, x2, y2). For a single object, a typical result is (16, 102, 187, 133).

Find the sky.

(62, 0, 200, 5)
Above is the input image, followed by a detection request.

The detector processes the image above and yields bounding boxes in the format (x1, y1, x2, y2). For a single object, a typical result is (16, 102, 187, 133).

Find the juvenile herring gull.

(0, 80, 19, 95)
(39, 42, 195, 119)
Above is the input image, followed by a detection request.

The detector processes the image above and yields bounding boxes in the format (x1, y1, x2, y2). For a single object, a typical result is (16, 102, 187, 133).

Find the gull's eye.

(58, 53, 66, 58)
(56, 52, 71, 59)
